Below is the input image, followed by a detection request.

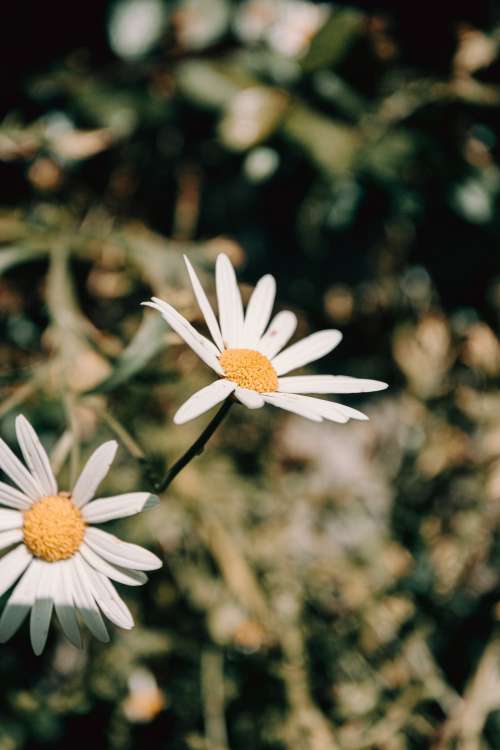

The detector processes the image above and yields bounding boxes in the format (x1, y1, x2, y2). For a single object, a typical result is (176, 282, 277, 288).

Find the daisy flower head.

(0, 416, 161, 654)
(143, 253, 388, 424)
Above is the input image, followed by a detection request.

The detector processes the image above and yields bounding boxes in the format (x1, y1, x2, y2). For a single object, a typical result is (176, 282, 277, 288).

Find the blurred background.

(1, 1, 500, 748)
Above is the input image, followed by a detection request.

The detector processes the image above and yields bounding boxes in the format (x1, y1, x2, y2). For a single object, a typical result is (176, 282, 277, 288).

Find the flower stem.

(154, 397, 234, 493)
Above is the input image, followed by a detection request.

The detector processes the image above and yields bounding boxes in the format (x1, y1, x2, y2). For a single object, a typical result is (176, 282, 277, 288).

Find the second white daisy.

(0, 415, 162, 654)
(143, 253, 387, 424)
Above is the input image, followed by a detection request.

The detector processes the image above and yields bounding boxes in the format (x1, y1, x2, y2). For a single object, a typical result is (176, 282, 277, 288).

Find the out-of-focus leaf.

(219, 87, 289, 151)
(173, 0, 231, 51)
(50, 128, 114, 161)
(313, 71, 367, 119)
(119, 223, 190, 288)
(284, 102, 360, 175)
(109, 0, 167, 60)
(0, 212, 32, 242)
(361, 129, 420, 182)
(87, 313, 167, 394)
(300, 8, 363, 72)
(0, 245, 47, 275)
(175, 59, 247, 108)
(175, 58, 359, 173)
(47, 246, 112, 392)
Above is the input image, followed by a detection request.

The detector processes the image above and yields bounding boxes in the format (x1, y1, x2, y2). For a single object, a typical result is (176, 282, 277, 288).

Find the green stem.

(155, 397, 234, 493)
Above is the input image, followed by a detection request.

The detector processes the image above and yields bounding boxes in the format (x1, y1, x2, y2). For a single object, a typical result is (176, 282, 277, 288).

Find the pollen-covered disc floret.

(23, 495, 85, 562)
(219, 348, 278, 393)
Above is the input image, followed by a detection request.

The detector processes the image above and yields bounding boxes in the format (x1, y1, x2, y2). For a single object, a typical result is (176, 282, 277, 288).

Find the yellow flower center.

(219, 348, 278, 393)
(23, 495, 85, 562)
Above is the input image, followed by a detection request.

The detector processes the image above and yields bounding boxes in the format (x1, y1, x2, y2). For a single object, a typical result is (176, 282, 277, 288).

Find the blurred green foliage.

(1, 1, 500, 748)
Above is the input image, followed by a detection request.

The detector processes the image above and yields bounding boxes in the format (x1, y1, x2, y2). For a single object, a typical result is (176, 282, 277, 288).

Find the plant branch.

(155, 397, 234, 493)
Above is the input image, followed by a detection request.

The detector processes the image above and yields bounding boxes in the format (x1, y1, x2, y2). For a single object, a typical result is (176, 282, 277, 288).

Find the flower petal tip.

(145, 494, 160, 510)
(149, 555, 163, 570)
(104, 440, 119, 455)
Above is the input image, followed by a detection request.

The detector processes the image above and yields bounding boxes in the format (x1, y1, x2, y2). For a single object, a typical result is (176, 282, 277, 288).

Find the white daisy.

(143, 253, 388, 424)
(0, 415, 162, 654)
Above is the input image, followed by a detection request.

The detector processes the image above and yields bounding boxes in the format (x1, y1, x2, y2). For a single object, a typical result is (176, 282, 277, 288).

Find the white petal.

(0, 436, 42, 500)
(97, 574, 134, 629)
(242, 275, 276, 348)
(263, 393, 323, 422)
(289, 396, 349, 423)
(0, 544, 32, 598)
(71, 441, 118, 508)
(272, 394, 368, 423)
(30, 561, 56, 655)
(325, 376, 388, 393)
(80, 542, 148, 586)
(328, 403, 369, 421)
(271, 330, 343, 376)
(235, 387, 265, 409)
(216, 253, 244, 348)
(71, 555, 109, 642)
(258, 311, 298, 359)
(143, 298, 223, 374)
(82, 493, 158, 524)
(85, 565, 134, 629)
(174, 380, 235, 425)
(289, 396, 369, 422)
(0, 559, 41, 643)
(82, 492, 160, 523)
(15, 416, 57, 497)
(184, 255, 224, 351)
(0, 509, 22, 531)
(0, 481, 32, 510)
(84, 527, 162, 571)
(278, 375, 388, 394)
(0, 529, 24, 551)
(54, 561, 81, 649)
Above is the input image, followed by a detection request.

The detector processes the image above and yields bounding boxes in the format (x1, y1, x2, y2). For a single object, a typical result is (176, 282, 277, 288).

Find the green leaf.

(87, 313, 167, 394)
(300, 9, 363, 73)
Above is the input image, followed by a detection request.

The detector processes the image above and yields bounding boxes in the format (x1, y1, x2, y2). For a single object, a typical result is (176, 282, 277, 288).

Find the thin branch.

(432, 634, 500, 750)
(99, 406, 146, 461)
(201, 649, 230, 750)
(63, 391, 80, 488)
(280, 626, 340, 750)
(49, 429, 74, 477)
(155, 397, 233, 493)
(0, 377, 39, 420)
